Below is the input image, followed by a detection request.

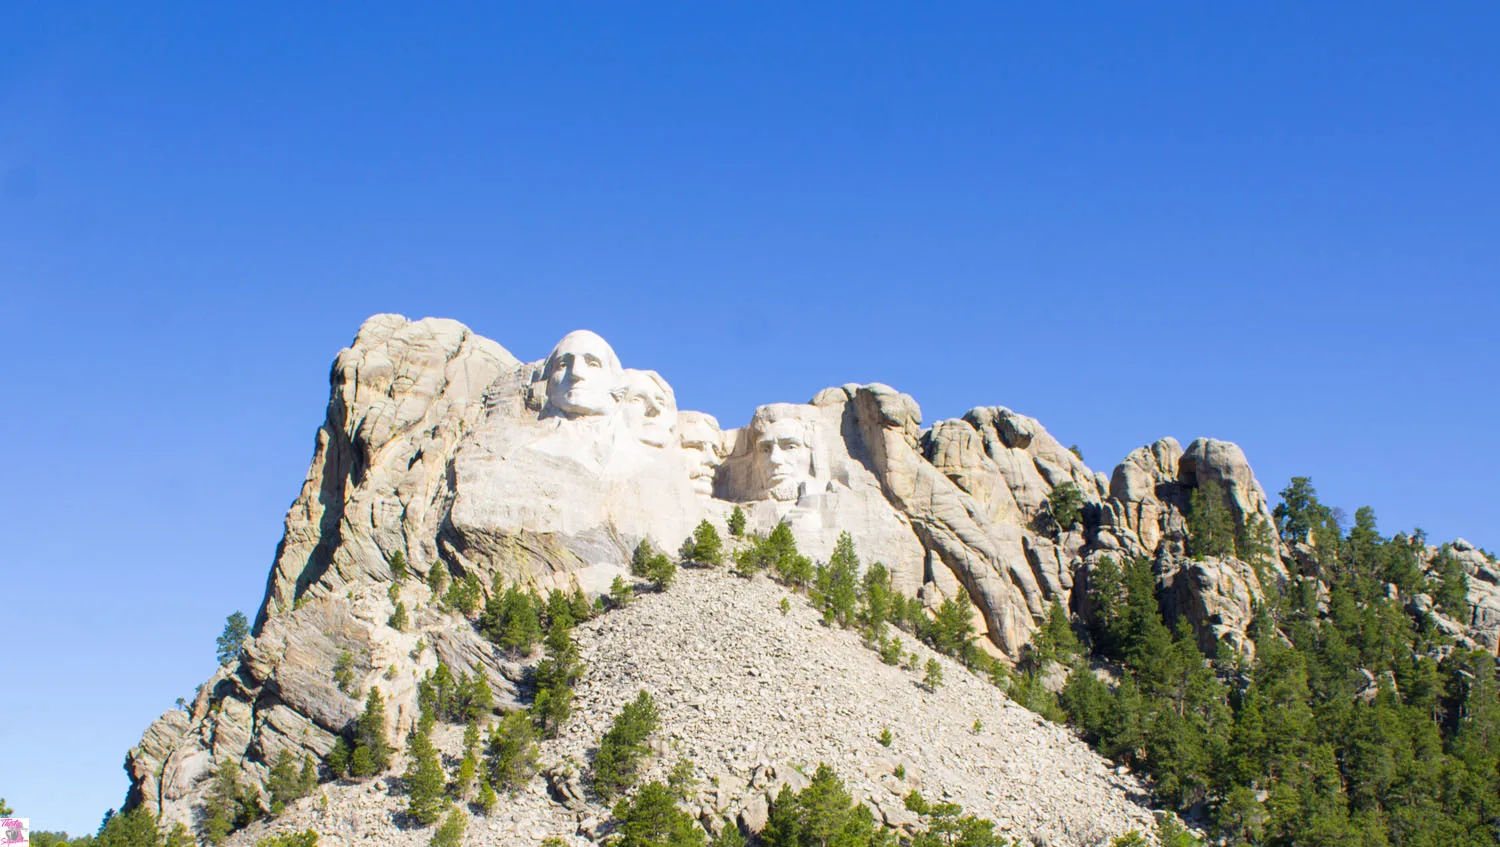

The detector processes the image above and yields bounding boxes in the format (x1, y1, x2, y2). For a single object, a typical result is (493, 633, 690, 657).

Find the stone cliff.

(124, 315, 1499, 839)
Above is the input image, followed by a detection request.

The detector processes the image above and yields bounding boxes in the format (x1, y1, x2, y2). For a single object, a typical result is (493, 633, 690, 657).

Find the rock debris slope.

(229, 568, 1156, 847)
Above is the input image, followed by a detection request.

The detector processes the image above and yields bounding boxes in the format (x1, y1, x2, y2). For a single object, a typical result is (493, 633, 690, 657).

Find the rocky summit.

(122, 315, 1500, 846)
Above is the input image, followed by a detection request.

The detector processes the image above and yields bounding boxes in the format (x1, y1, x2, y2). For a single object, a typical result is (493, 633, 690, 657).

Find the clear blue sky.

(2, 3, 1496, 834)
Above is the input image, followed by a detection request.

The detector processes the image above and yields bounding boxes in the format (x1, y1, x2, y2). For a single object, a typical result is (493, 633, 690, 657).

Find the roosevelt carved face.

(752, 412, 815, 501)
(678, 411, 725, 496)
(543, 330, 625, 418)
(622, 369, 677, 448)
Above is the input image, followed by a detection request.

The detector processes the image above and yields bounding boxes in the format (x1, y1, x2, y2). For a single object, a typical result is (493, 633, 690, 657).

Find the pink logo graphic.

(1, 818, 29, 846)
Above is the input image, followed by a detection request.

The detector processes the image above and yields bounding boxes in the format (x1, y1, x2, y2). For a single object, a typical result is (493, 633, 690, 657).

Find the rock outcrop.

(130, 313, 1480, 839)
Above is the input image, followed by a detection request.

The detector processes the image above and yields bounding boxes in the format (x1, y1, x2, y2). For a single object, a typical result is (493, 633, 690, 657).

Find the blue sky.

(2, 3, 1496, 834)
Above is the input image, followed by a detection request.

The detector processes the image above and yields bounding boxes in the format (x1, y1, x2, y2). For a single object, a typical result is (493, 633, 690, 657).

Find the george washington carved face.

(542, 330, 625, 418)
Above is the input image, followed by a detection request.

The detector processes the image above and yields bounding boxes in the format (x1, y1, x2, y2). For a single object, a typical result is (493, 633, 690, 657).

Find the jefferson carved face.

(543, 330, 624, 418)
(678, 411, 725, 495)
(622, 369, 677, 448)
(753, 413, 815, 501)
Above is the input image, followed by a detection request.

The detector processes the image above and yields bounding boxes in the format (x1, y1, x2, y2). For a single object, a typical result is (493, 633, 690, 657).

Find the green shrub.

(255, 830, 318, 847)
(428, 805, 466, 847)
(1046, 482, 1084, 535)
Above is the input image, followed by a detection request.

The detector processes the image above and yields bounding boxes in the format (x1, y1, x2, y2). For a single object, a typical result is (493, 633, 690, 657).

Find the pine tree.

(403, 724, 446, 825)
(442, 573, 484, 616)
(332, 650, 359, 695)
(348, 689, 392, 777)
(632, 540, 658, 577)
(927, 594, 976, 657)
(426, 566, 449, 597)
(630, 541, 677, 590)
(815, 532, 860, 628)
(476, 777, 498, 814)
(760, 764, 890, 847)
(593, 690, 661, 798)
(1433, 546, 1470, 615)
(388, 550, 408, 582)
(95, 808, 167, 847)
(568, 586, 594, 622)
(1026, 602, 1080, 669)
(203, 760, 253, 844)
(610, 576, 635, 608)
(216, 612, 250, 666)
(1186, 479, 1237, 559)
(690, 520, 725, 565)
(428, 805, 466, 847)
(487, 711, 540, 791)
(613, 781, 706, 847)
(299, 755, 318, 795)
(387, 601, 409, 632)
(727, 506, 746, 538)
(267, 750, 314, 815)
(478, 585, 541, 655)
(451, 721, 481, 800)
(922, 658, 944, 691)
(1046, 482, 1084, 535)
(533, 617, 584, 737)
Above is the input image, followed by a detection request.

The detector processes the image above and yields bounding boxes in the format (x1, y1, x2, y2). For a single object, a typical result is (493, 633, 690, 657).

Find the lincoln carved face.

(622, 369, 677, 448)
(748, 405, 817, 501)
(542, 330, 625, 418)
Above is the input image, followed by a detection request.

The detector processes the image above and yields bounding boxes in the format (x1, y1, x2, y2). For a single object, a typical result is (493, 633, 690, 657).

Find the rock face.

(124, 314, 1418, 834)
(1415, 539, 1500, 653)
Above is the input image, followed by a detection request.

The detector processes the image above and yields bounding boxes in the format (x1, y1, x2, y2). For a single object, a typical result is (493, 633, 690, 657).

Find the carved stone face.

(754, 416, 814, 501)
(622, 369, 677, 448)
(678, 411, 725, 496)
(543, 330, 624, 418)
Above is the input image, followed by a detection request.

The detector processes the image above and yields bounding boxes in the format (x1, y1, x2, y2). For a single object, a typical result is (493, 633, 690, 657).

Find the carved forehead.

(625, 369, 675, 406)
(545, 330, 621, 375)
(750, 404, 815, 443)
(678, 412, 721, 443)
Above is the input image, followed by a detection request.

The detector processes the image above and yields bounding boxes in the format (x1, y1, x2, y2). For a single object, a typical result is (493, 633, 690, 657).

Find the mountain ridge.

(119, 314, 1499, 846)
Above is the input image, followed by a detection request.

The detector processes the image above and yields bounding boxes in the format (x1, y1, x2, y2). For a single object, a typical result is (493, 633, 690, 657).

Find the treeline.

(1009, 477, 1500, 846)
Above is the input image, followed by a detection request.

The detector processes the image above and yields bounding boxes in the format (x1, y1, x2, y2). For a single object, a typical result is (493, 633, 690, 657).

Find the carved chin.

(767, 479, 802, 502)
